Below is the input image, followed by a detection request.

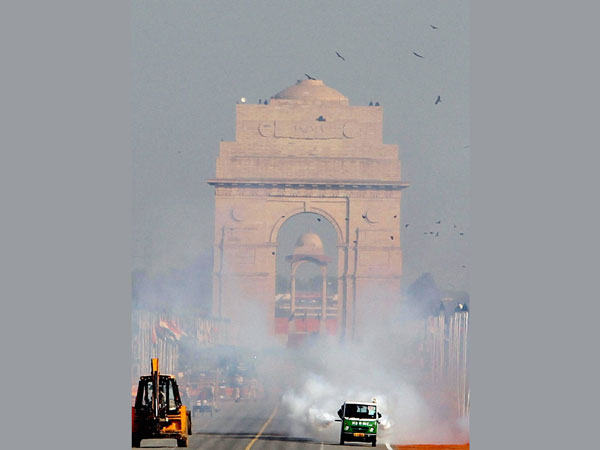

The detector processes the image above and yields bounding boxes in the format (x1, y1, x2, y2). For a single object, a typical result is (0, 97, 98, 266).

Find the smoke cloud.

(277, 330, 469, 444)
(132, 229, 469, 446)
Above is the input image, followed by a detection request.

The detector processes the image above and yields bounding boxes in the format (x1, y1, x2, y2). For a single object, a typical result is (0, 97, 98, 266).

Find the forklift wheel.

(132, 434, 141, 448)
(371, 438, 377, 447)
(176, 436, 188, 447)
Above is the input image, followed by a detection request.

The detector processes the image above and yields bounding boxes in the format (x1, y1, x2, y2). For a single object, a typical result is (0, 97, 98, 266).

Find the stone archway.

(208, 79, 409, 341)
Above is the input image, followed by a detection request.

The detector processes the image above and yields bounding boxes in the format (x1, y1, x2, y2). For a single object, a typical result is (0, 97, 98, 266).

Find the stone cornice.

(207, 178, 409, 190)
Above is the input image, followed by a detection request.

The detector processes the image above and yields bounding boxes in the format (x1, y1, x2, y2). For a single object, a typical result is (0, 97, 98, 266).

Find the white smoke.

(275, 307, 469, 445)
(132, 220, 470, 445)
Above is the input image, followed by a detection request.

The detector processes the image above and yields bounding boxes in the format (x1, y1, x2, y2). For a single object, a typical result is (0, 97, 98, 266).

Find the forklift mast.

(151, 358, 159, 418)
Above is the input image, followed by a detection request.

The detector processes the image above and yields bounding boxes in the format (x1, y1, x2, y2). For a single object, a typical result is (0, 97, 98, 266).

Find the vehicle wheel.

(339, 433, 345, 445)
(187, 412, 192, 434)
(176, 436, 188, 447)
(132, 433, 141, 448)
(371, 437, 377, 447)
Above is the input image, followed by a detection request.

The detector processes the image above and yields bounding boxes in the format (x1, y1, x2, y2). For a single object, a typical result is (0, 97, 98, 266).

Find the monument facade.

(208, 79, 408, 341)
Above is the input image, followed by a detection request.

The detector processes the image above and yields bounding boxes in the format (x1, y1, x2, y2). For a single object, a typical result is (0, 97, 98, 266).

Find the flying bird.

(435, 232, 439, 237)
(459, 232, 465, 236)
(430, 24, 438, 30)
(435, 96, 442, 105)
(435, 220, 441, 224)
(335, 51, 346, 61)
(413, 51, 424, 58)
(317, 218, 321, 222)
(404, 224, 409, 228)
(305, 73, 316, 80)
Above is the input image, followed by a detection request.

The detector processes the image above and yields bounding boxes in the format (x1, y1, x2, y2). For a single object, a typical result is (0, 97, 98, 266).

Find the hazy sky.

(133, 0, 469, 292)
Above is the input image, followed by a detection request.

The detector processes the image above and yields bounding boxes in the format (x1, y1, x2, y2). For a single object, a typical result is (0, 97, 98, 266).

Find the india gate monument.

(208, 79, 408, 343)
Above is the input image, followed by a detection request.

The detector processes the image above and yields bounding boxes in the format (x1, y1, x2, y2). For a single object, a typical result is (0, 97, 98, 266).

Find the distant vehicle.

(336, 400, 381, 447)
(132, 358, 192, 447)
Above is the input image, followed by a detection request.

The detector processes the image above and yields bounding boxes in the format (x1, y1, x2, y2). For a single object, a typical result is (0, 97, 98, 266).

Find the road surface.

(138, 396, 387, 449)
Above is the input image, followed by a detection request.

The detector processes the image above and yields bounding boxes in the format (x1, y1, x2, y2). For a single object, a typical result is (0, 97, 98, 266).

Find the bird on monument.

(336, 51, 346, 61)
(436, 220, 441, 224)
(305, 73, 316, 80)
(435, 95, 442, 105)
(430, 24, 438, 30)
(459, 232, 465, 236)
(405, 224, 410, 228)
(413, 51, 424, 58)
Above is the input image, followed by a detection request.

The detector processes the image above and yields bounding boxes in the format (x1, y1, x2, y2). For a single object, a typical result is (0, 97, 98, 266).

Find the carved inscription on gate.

(258, 121, 357, 139)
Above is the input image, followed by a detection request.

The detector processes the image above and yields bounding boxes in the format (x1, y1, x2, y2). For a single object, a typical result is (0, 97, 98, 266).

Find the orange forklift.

(132, 358, 192, 447)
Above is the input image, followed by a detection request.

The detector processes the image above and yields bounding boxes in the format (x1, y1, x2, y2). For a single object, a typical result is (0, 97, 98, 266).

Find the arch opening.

(273, 213, 340, 339)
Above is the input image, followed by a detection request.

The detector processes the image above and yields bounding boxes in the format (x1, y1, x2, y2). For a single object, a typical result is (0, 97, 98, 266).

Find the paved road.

(138, 397, 388, 449)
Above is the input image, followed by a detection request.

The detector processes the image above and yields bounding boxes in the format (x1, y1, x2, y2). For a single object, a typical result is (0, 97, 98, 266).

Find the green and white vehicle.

(336, 401, 381, 447)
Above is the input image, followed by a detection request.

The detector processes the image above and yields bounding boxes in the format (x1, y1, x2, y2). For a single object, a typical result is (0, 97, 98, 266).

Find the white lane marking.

(385, 443, 394, 450)
(320, 442, 324, 450)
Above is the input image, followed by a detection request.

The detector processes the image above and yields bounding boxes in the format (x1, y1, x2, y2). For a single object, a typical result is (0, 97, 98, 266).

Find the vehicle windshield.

(345, 404, 377, 419)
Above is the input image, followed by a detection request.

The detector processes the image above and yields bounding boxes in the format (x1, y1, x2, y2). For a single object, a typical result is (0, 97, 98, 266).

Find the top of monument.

(293, 232, 324, 255)
(286, 232, 331, 264)
(272, 79, 348, 104)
